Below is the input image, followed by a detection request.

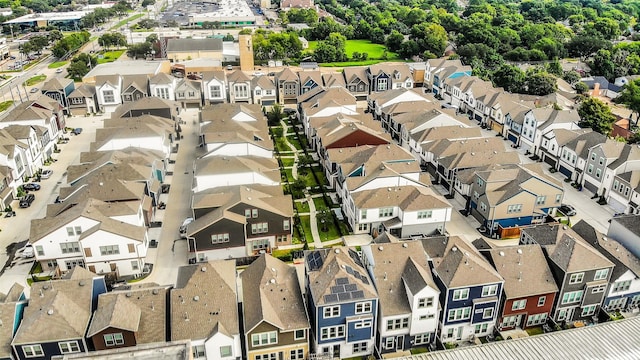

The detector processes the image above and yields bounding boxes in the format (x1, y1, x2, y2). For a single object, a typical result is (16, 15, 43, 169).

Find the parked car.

(55, 68, 63, 73)
(19, 194, 35, 208)
(21, 244, 34, 258)
(179, 217, 194, 238)
(22, 183, 41, 191)
(29, 87, 39, 93)
(72, 128, 83, 135)
(559, 204, 577, 216)
(40, 169, 53, 179)
(226, 65, 233, 70)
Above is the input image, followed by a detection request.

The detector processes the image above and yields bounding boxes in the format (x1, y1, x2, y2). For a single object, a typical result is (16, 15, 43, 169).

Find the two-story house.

(3, 125, 46, 177)
(120, 75, 149, 105)
(520, 224, 615, 323)
(573, 220, 640, 313)
(175, 78, 202, 109)
(41, 77, 75, 115)
(252, 76, 277, 107)
(469, 164, 564, 237)
(342, 66, 369, 100)
(228, 70, 253, 104)
(95, 75, 123, 113)
(581, 139, 627, 197)
(362, 240, 440, 355)
(422, 236, 504, 343)
(87, 285, 169, 350)
(203, 70, 228, 104)
(193, 156, 280, 192)
(481, 245, 558, 330)
(274, 68, 299, 104)
(0, 283, 26, 360)
(11, 267, 106, 360)
(149, 73, 176, 101)
(556, 131, 606, 181)
(67, 84, 99, 115)
(300, 87, 359, 139)
(538, 128, 591, 169)
(298, 71, 323, 94)
(368, 64, 413, 93)
(171, 260, 241, 360)
(305, 247, 378, 359)
(519, 108, 581, 155)
(367, 88, 432, 121)
(242, 254, 310, 360)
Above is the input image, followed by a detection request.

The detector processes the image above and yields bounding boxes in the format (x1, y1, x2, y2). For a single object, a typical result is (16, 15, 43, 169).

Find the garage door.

(543, 155, 557, 167)
(608, 196, 627, 213)
(508, 133, 518, 143)
(559, 165, 572, 178)
(583, 180, 598, 194)
(185, 102, 200, 109)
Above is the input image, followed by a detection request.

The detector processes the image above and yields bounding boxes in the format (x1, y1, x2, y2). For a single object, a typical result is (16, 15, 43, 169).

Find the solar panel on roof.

(361, 277, 369, 285)
(345, 266, 354, 275)
(331, 285, 345, 294)
(352, 290, 364, 299)
(345, 284, 357, 291)
(324, 294, 338, 303)
(336, 277, 349, 285)
(338, 292, 352, 301)
(354, 271, 361, 279)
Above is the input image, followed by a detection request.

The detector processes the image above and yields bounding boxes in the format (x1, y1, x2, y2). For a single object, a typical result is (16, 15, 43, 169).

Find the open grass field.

(307, 39, 401, 62)
(96, 50, 124, 64)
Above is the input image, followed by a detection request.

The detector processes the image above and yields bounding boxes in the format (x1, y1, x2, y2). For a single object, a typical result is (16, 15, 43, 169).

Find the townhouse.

(305, 247, 378, 358)
(228, 70, 253, 104)
(171, 260, 241, 360)
(0, 96, 64, 150)
(342, 66, 369, 100)
(193, 156, 281, 192)
(11, 267, 106, 360)
(322, 72, 346, 89)
(203, 70, 228, 104)
(519, 108, 581, 155)
(300, 87, 359, 138)
(446, 76, 493, 113)
(274, 67, 299, 104)
(362, 240, 440, 355)
(580, 139, 627, 197)
(41, 77, 75, 115)
(149, 72, 177, 101)
(608, 215, 640, 258)
(187, 184, 293, 261)
(422, 236, 504, 343)
(251, 75, 276, 107)
(0, 284, 25, 360)
(520, 224, 615, 323)
(573, 220, 640, 313)
(298, 70, 323, 94)
(556, 131, 606, 181)
(367, 63, 413, 93)
(368, 88, 433, 120)
(242, 254, 310, 360)
(175, 78, 203, 109)
(111, 96, 179, 121)
(67, 84, 99, 115)
(95, 75, 123, 113)
(29, 198, 149, 276)
(0, 129, 33, 183)
(408, 125, 481, 163)
(120, 75, 150, 105)
(91, 115, 173, 157)
(469, 164, 564, 237)
(538, 128, 591, 169)
(87, 285, 169, 350)
(480, 244, 558, 330)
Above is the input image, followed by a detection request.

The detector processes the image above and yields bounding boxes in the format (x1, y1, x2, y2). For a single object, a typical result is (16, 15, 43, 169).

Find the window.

(561, 290, 583, 304)
(591, 284, 607, 294)
(252, 209, 259, 218)
(59, 341, 80, 354)
(453, 289, 469, 300)
(536, 196, 546, 205)
(219, 345, 232, 358)
(480, 202, 487, 211)
(476, 178, 485, 187)
(60, 242, 80, 254)
(483, 307, 494, 319)
(596, 168, 601, 178)
(417, 210, 432, 219)
(251, 222, 269, 234)
(103, 90, 115, 103)
(474, 323, 488, 334)
(294, 329, 305, 340)
(210, 85, 221, 98)
(354, 320, 372, 329)
(625, 186, 630, 196)
(320, 325, 345, 340)
(358, 223, 369, 231)
(234, 84, 248, 98)
(245, 209, 251, 218)
(507, 204, 523, 213)
(613, 180, 620, 191)
(35, 245, 44, 256)
(255, 353, 277, 360)
(446, 328, 455, 338)
(594, 269, 609, 281)
(414, 333, 430, 345)
(99, 245, 120, 256)
(418, 297, 434, 308)
(251, 331, 278, 346)
(66, 226, 82, 236)
(581, 305, 597, 316)
(557, 308, 567, 321)
(384, 337, 395, 349)
(211, 233, 230, 244)
(355, 301, 372, 314)
(290, 349, 304, 360)
(379, 207, 393, 217)
(255, 89, 262, 95)
(156, 87, 170, 99)
(104, 333, 124, 346)
(178, 92, 185, 98)
(537, 296, 546, 307)
(526, 313, 547, 326)
(512, 299, 527, 310)
(251, 239, 269, 251)
(569, 272, 584, 284)
(66, 259, 85, 270)
(131, 260, 139, 270)
(386, 317, 409, 330)
(447, 307, 471, 321)
(352, 342, 367, 353)
(377, 78, 388, 91)
(265, 90, 273, 95)
(360, 210, 367, 220)
(283, 220, 290, 231)
(613, 280, 632, 292)
(22, 345, 44, 358)
(591, 153, 597, 161)
(587, 164, 593, 174)
(502, 315, 519, 328)
(482, 285, 498, 297)
(473, 191, 479, 199)
(71, 97, 84, 105)
(599, 157, 605, 165)
(555, 194, 562, 203)
(323, 306, 340, 318)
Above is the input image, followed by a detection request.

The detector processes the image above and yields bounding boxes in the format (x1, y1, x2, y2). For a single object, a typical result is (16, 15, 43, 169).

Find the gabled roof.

(368, 63, 412, 81)
(313, 113, 390, 147)
(200, 103, 263, 123)
(485, 244, 558, 299)
(227, 70, 251, 83)
(307, 247, 378, 305)
(298, 70, 323, 87)
(367, 241, 437, 317)
(69, 83, 96, 98)
(242, 254, 309, 333)
(150, 72, 174, 85)
(251, 75, 275, 90)
(121, 74, 149, 94)
(547, 233, 614, 273)
(0, 284, 24, 359)
(322, 72, 346, 88)
(275, 67, 298, 83)
(192, 184, 292, 218)
(573, 220, 640, 281)
(87, 293, 141, 336)
(477, 163, 563, 206)
(202, 70, 226, 83)
(12, 267, 97, 345)
(171, 261, 239, 341)
(112, 97, 178, 119)
(41, 77, 73, 91)
(187, 208, 246, 236)
(352, 185, 450, 212)
(342, 66, 368, 84)
(563, 131, 606, 158)
(0, 96, 60, 123)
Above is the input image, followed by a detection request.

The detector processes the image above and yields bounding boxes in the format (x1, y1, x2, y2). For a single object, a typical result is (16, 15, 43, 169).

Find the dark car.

(19, 194, 35, 208)
(559, 204, 577, 216)
(23, 183, 41, 191)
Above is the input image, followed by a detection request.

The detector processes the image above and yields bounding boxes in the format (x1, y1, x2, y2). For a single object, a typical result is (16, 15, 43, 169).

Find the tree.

(491, 64, 524, 93)
(67, 53, 97, 80)
(98, 32, 127, 50)
(313, 32, 347, 63)
(562, 70, 581, 84)
(126, 42, 152, 59)
(316, 209, 332, 232)
(615, 79, 640, 124)
(267, 103, 283, 125)
(385, 30, 404, 53)
(578, 97, 616, 135)
(223, 33, 234, 41)
(48, 29, 63, 42)
(546, 58, 563, 77)
(522, 71, 558, 96)
(574, 81, 589, 94)
(410, 22, 448, 57)
(141, 0, 155, 6)
(590, 49, 616, 81)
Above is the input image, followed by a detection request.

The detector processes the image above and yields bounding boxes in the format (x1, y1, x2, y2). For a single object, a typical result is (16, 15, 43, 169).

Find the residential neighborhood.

(1, 10, 640, 359)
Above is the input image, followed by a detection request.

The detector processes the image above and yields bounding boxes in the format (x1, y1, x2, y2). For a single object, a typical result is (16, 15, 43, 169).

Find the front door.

(566, 307, 575, 321)
(456, 326, 464, 340)
(396, 335, 404, 351)
(332, 344, 340, 358)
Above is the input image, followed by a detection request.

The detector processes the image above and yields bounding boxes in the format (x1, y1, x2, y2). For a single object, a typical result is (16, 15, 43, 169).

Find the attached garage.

(507, 133, 518, 143)
(543, 154, 557, 167)
(583, 180, 599, 194)
(608, 196, 627, 213)
(559, 165, 572, 178)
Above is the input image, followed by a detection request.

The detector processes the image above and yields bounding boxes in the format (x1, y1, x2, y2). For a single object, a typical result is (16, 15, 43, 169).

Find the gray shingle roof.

(166, 38, 223, 52)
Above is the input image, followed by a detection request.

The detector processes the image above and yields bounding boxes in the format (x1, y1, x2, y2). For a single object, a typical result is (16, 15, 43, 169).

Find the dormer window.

(394, 71, 401, 80)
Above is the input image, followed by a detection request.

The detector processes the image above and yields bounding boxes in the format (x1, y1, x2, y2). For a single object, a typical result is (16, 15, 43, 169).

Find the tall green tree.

(491, 64, 524, 93)
(578, 97, 616, 135)
(615, 79, 640, 125)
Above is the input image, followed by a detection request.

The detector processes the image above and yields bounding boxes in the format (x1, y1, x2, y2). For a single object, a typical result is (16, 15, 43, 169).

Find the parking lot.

(159, 2, 222, 26)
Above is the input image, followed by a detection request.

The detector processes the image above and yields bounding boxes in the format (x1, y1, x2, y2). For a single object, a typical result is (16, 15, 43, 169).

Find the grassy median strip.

(111, 13, 144, 30)
(23, 74, 46, 86)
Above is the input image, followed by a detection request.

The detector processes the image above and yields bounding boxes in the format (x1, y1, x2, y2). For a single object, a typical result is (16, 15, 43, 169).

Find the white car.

(41, 169, 53, 179)
(21, 245, 34, 258)
(56, 68, 63, 73)
(179, 217, 193, 238)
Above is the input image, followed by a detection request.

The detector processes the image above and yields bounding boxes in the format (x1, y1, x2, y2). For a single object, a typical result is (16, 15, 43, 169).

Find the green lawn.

(295, 200, 310, 213)
(313, 197, 328, 211)
(286, 135, 303, 151)
(0, 101, 13, 112)
(301, 173, 319, 187)
(307, 39, 401, 62)
(48, 61, 68, 69)
(96, 50, 124, 64)
(299, 215, 313, 244)
(111, 13, 145, 30)
(23, 74, 46, 86)
(280, 157, 296, 167)
(525, 327, 544, 336)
